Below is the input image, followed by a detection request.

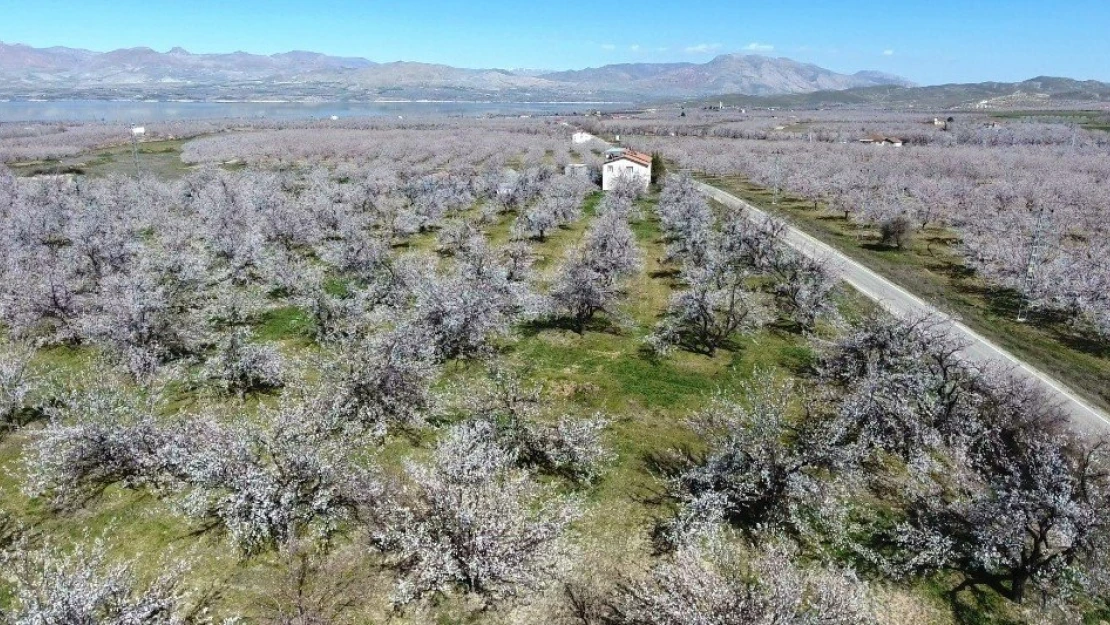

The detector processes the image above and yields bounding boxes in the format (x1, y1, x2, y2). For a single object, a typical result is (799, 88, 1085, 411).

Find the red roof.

(609, 149, 652, 167)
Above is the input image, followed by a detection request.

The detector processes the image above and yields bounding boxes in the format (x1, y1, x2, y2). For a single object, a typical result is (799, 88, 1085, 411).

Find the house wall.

(602, 159, 651, 192)
(564, 163, 589, 177)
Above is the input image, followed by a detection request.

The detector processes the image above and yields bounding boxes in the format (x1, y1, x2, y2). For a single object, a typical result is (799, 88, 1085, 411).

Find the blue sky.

(3, 0, 1108, 85)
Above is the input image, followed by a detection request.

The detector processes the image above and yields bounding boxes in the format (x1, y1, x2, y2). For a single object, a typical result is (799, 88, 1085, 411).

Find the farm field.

(604, 109, 1110, 414)
(0, 116, 1108, 625)
(698, 173, 1110, 414)
(7, 138, 196, 179)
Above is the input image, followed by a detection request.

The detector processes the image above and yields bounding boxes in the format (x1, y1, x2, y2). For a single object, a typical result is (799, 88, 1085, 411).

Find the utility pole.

(1016, 205, 1053, 323)
(771, 155, 781, 205)
(130, 125, 145, 177)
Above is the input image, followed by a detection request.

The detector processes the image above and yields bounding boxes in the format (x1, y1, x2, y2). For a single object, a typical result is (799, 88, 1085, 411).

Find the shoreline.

(0, 98, 635, 105)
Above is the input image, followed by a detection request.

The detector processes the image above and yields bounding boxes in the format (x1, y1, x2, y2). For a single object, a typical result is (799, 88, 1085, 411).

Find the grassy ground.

(699, 174, 1110, 414)
(0, 186, 882, 622)
(989, 110, 1110, 133)
(0, 131, 1068, 621)
(8, 138, 196, 179)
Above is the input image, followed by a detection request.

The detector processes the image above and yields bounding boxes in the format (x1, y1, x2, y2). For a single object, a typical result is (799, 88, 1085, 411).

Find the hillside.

(702, 76, 1110, 110)
(543, 54, 915, 97)
(0, 42, 911, 102)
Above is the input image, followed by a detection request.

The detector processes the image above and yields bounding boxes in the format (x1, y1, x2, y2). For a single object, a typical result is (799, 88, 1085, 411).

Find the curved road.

(696, 182, 1110, 435)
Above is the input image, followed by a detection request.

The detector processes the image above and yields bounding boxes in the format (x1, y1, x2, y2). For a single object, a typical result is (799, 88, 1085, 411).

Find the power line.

(1017, 205, 1055, 323)
(771, 155, 781, 206)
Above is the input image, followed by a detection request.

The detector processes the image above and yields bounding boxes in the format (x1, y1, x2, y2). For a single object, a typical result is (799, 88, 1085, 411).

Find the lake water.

(0, 100, 631, 123)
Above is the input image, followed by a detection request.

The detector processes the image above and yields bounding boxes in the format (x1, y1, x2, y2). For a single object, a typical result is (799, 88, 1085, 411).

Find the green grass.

(988, 110, 1110, 133)
(0, 185, 909, 623)
(482, 194, 856, 566)
(700, 174, 1110, 413)
(255, 305, 314, 343)
(9, 138, 196, 179)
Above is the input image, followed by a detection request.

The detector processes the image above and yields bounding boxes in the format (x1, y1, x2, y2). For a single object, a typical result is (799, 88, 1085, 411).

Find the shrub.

(878, 214, 913, 249)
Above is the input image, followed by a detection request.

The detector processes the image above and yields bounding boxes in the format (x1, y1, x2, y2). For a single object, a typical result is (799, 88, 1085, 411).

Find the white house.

(602, 148, 652, 192)
(564, 163, 589, 178)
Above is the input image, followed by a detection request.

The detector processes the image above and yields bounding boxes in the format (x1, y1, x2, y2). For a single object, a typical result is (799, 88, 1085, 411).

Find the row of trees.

(14, 315, 1100, 623)
(0, 116, 592, 165)
(7, 357, 610, 618)
(0, 147, 640, 618)
(3, 130, 1103, 623)
(583, 109, 1110, 148)
(653, 314, 1110, 618)
(549, 189, 644, 333)
(179, 121, 597, 173)
(624, 124, 1110, 339)
(0, 162, 624, 378)
(648, 175, 838, 356)
(0, 149, 868, 623)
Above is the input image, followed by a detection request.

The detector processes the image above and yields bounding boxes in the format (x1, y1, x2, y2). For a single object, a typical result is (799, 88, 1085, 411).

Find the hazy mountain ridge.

(705, 76, 1110, 110)
(0, 42, 911, 101)
(543, 54, 916, 96)
(0, 42, 377, 84)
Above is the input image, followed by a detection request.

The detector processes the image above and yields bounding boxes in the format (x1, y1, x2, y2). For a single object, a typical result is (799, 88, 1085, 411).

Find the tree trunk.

(1011, 572, 1028, 604)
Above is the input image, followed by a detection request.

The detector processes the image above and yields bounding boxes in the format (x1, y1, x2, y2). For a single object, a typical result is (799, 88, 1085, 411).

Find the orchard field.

(0, 114, 1108, 625)
(598, 109, 1110, 411)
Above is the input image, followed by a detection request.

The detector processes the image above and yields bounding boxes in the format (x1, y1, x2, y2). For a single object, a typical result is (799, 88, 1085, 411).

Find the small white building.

(572, 131, 595, 144)
(602, 148, 652, 192)
(564, 163, 589, 178)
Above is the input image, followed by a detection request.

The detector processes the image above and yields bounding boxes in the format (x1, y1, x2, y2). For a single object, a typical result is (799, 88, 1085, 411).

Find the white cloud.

(684, 43, 721, 54)
(883, 49, 894, 56)
(601, 43, 616, 51)
(630, 44, 641, 51)
(743, 42, 774, 52)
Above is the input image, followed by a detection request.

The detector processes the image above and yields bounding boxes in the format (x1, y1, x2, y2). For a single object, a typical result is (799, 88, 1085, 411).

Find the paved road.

(581, 129, 1108, 433)
(696, 182, 1110, 435)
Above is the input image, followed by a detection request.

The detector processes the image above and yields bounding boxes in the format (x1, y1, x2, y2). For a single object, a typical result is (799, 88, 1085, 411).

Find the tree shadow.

(1054, 329, 1110, 360)
(945, 280, 1110, 359)
(950, 584, 1024, 625)
(518, 314, 623, 337)
(4, 406, 49, 434)
(636, 342, 664, 365)
(642, 445, 701, 480)
(779, 345, 820, 378)
(925, 259, 975, 280)
(669, 335, 742, 358)
(649, 267, 680, 280)
(768, 318, 805, 336)
(860, 242, 903, 252)
(923, 232, 960, 246)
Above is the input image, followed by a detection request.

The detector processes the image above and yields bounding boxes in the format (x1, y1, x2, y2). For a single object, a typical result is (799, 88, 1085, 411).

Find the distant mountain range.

(0, 41, 912, 102)
(540, 55, 913, 97)
(706, 76, 1110, 110)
